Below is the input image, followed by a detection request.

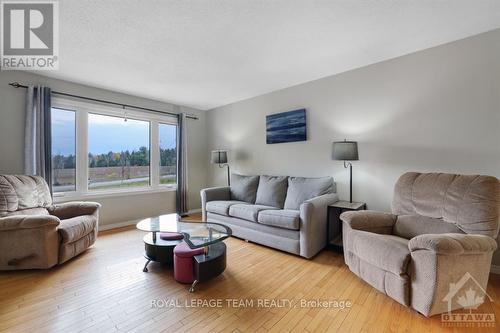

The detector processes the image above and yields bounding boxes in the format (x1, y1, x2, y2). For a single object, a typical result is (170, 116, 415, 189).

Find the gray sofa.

(201, 174, 338, 258)
(341, 172, 499, 316)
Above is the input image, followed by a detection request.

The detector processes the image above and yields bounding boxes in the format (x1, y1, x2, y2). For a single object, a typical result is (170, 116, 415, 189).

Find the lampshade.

(211, 150, 228, 164)
(332, 140, 359, 161)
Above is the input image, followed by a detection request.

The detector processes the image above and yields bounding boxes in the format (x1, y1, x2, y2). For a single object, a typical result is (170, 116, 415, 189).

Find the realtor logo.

(1, 0, 59, 70)
(441, 272, 495, 328)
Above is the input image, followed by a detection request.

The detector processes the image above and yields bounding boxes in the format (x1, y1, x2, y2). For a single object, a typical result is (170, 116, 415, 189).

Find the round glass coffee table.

(136, 214, 232, 292)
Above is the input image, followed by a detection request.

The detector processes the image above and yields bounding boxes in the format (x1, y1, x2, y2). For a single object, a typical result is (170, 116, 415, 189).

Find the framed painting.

(266, 108, 306, 144)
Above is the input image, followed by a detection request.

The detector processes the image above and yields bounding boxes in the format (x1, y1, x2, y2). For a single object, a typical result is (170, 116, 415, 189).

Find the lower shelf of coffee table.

(193, 242, 227, 282)
(143, 233, 182, 265)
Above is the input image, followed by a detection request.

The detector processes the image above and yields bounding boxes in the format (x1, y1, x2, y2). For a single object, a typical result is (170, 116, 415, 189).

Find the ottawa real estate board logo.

(441, 272, 495, 328)
(1, 0, 59, 70)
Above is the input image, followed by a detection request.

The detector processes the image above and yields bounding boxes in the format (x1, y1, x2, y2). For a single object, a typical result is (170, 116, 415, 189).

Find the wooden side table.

(327, 201, 366, 253)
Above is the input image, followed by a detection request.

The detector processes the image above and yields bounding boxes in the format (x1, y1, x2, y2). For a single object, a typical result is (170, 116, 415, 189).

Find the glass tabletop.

(136, 214, 232, 249)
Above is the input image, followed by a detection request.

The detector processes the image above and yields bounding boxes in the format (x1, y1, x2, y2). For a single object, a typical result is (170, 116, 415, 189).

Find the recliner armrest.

(408, 233, 497, 255)
(340, 210, 396, 233)
(48, 201, 101, 220)
(0, 215, 60, 231)
(409, 232, 497, 316)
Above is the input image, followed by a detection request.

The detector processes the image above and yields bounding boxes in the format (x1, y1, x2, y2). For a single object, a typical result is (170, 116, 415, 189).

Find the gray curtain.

(176, 113, 189, 216)
(25, 85, 52, 190)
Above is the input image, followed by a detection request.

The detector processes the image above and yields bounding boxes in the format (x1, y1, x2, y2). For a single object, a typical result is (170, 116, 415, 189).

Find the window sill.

(53, 186, 176, 203)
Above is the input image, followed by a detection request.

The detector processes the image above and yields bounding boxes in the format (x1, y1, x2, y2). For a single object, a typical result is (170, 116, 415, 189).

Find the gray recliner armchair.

(341, 172, 499, 317)
(0, 175, 101, 270)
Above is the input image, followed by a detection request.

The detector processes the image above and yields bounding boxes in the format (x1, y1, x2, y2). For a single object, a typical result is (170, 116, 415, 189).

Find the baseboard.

(99, 208, 202, 232)
(491, 265, 500, 275)
(188, 208, 201, 215)
(99, 219, 139, 231)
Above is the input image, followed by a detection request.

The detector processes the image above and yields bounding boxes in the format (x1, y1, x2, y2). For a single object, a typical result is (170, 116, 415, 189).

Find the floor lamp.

(332, 140, 359, 203)
(211, 150, 230, 186)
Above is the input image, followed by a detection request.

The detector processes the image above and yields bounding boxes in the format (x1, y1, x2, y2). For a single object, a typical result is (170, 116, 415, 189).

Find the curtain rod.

(8, 82, 199, 120)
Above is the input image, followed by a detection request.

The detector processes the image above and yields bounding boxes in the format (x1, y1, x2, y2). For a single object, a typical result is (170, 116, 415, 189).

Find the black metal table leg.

(143, 259, 151, 272)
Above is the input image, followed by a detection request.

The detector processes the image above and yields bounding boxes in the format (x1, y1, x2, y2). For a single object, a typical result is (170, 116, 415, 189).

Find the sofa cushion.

(350, 230, 410, 275)
(258, 209, 300, 230)
(206, 200, 246, 216)
(393, 215, 464, 240)
(207, 212, 300, 255)
(207, 212, 299, 240)
(283, 176, 334, 210)
(255, 175, 288, 208)
(229, 204, 279, 222)
(58, 215, 97, 244)
(230, 174, 260, 203)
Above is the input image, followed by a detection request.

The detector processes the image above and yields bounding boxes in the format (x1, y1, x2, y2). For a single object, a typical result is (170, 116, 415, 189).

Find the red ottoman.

(173, 241, 204, 284)
(159, 232, 184, 241)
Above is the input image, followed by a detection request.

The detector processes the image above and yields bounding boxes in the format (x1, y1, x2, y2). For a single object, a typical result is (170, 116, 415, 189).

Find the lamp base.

(219, 164, 230, 186)
(343, 161, 353, 203)
(349, 163, 353, 203)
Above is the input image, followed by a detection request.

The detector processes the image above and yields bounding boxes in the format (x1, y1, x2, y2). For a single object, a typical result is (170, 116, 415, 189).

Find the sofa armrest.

(48, 201, 101, 220)
(299, 193, 339, 258)
(340, 210, 396, 234)
(0, 215, 60, 231)
(200, 186, 231, 221)
(409, 233, 497, 255)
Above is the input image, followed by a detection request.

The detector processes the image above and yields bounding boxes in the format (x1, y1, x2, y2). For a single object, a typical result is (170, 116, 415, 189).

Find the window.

(50, 98, 177, 197)
(159, 123, 177, 186)
(51, 108, 76, 192)
(88, 114, 150, 190)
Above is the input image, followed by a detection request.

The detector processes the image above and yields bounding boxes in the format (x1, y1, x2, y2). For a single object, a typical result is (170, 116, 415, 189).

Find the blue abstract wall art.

(266, 108, 307, 144)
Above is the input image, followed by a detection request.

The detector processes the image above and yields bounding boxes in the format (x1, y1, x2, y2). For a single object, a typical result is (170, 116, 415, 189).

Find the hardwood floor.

(1, 214, 499, 333)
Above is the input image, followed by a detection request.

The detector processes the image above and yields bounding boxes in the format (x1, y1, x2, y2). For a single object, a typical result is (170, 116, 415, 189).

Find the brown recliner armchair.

(0, 175, 101, 270)
(341, 172, 499, 317)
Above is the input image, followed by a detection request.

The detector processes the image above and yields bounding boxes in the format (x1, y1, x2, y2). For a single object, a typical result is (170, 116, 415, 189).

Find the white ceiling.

(40, 0, 500, 110)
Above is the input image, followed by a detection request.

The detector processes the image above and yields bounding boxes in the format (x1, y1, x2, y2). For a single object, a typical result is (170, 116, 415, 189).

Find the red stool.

(159, 232, 184, 241)
(143, 232, 184, 272)
(173, 241, 204, 284)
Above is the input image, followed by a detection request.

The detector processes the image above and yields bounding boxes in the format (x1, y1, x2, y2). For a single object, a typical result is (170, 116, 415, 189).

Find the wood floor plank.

(1, 213, 499, 332)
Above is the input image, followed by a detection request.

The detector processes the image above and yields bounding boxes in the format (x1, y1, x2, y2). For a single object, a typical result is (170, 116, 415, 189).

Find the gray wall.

(0, 71, 208, 227)
(206, 29, 500, 264)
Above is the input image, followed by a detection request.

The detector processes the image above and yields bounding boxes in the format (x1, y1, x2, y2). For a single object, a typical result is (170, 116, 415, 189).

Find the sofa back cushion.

(392, 172, 500, 238)
(255, 175, 288, 208)
(284, 176, 334, 210)
(230, 174, 260, 203)
(393, 215, 464, 240)
(0, 175, 52, 217)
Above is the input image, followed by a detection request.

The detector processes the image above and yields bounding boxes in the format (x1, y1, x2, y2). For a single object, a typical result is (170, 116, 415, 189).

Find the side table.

(327, 201, 366, 253)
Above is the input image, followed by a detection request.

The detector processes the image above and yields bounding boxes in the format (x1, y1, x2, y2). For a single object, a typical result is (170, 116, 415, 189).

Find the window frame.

(51, 107, 77, 193)
(51, 97, 178, 202)
(158, 122, 178, 188)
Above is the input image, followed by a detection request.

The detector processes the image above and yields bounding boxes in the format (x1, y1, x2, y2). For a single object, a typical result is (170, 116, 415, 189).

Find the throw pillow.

(230, 174, 260, 203)
(283, 176, 334, 210)
(255, 175, 288, 208)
